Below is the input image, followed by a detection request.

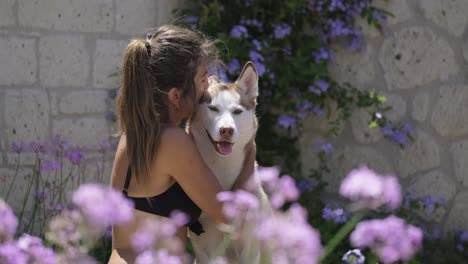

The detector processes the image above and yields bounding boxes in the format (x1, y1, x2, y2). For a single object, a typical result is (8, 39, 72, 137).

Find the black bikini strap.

(123, 166, 132, 196)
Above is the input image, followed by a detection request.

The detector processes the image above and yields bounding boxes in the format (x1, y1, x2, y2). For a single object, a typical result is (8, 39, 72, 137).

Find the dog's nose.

(219, 127, 234, 137)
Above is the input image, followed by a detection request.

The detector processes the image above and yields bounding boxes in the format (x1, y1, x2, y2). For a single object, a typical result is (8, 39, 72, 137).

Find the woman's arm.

(159, 128, 228, 224)
(231, 140, 257, 190)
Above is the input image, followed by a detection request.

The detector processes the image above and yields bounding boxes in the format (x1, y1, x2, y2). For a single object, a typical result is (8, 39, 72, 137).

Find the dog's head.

(191, 61, 258, 156)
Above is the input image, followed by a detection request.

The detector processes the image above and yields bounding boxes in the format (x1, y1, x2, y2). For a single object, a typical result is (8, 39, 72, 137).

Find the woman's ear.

(167, 88, 181, 109)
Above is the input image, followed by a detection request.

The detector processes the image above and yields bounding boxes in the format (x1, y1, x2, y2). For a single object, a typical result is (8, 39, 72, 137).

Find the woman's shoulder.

(159, 126, 195, 151)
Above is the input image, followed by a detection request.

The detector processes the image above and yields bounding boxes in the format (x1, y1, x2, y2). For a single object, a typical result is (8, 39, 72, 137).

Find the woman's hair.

(116, 25, 218, 181)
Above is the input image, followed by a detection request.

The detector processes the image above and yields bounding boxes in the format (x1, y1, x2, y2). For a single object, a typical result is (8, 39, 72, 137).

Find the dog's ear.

(208, 75, 220, 85)
(235, 61, 258, 99)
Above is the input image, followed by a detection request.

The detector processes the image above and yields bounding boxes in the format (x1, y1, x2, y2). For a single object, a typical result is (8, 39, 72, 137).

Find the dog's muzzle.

(205, 130, 234, 155)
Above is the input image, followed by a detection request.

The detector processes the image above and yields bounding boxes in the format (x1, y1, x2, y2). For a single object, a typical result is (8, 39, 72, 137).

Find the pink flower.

(350, 215, 423, 263)
(339, 165, 401, 210)
(0, 199, 18, 243)
(72, 184, 134, 228)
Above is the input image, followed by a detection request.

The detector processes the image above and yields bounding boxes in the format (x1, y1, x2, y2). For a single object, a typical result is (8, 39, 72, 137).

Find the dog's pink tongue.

(217, 142, 233, 155)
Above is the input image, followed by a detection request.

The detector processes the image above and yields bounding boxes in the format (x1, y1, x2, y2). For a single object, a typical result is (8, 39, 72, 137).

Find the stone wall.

(0, 0, 182, 208)
(300, 0, 468, 232)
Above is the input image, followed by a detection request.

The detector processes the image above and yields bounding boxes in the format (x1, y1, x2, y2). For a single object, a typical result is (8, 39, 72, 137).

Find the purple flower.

(329, 0, 346, 11)
(183, 16, 198, 24)
(277, 115, 296, 129)
(372, 10, 387, 25)
(0, 199, 18, 243)
(39, 160, 61, 172)
(322, 206, 348, 223)
(296, 101, 314, 120)
(312, 47, 331, 63)
(270, 175, 300, 208)
(342, 249, 365, 264)
(339, 165, 402, 210)
(403, 192, 415, 209)
(34, 191, 48, 202)
(320, 142, 334, 155)
(11, 142, 23, 153)
(252, 39, 262, 51)
(248, 50, 264, 62)
(64, 146, 84, 165)
(230, 25, 248, 39)
(226, 58, 240, 75)
(255, 204, 323, 263)
(72, 184, 134, 228)
(309, 80, 329, 95)
(296, 180, 314, 193)
(0, 241, 28, 264)
(350, 216, 423, 263)
(272, 23, 291, 39)
(17, 234, 56, 264)
(217, 190, 260, 219)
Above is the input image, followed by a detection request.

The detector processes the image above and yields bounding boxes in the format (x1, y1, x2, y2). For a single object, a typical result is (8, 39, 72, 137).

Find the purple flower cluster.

(257, 166, 299, 208)
(248, 50, 266, 76)
(131, 213, 189, 264)
(308, 79, 330, 95)
(382, 123, 412, 146)
(277, 114, 296, 129)
(16, 234, 56, 264)
(272, 23, 291, 39)
(255, 204, 323, 264)
(322, 206, 348, 224)
(217, 190, 260, 219)
(312, 47, 332, 63)
(350, 216, 423, 263)
(72, 184, 134, 228)
(339, 165, 402, 210)
(230, 25, 248, 39)
(64, 146, 84, 165)
(0, 199, 18, 243)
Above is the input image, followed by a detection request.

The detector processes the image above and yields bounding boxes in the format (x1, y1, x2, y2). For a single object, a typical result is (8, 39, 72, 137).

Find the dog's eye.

(233, 109, 243, 115)
(208, 105, 219, 112)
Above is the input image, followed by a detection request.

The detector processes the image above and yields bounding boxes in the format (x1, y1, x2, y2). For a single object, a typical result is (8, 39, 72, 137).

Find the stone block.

(374, 0, 413, 25)
(156, 0, 184, 25)
(326, 146, 394, 193)
(4, 89, 50, 143)
(450, 140, 468, 188)
(94, 39, 128, 89)
(419, 0, 468, 37)
(52, 117, 110, 148)
(6, 152, 37, 167)
(411, 93, 430, 122)
(445, 192, 468, 233)
(379, 27, 458, 90)
(350, 109, 383, 144)
(115, 0, 158, 35)
(328, 44, 377, 90)
(0, 167, 35, 211)
(397, 130, 440, 178)
(18, 0, 113, 32)
(59, 91, 109, 114)
(39, 35, 89, 87)
(0, 37, 37, 86)
(0, 0, 15, 27)
(431, 84, 468, 138)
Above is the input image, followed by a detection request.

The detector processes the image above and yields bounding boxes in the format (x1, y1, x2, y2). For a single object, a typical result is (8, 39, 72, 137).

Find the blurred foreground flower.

(350, 215, 423, 263)
(339, 165, 402, 210)
(0, 199, 18, 243)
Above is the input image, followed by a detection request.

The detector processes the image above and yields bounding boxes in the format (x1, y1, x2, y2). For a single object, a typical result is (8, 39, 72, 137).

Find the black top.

(122, 167, 204, 235)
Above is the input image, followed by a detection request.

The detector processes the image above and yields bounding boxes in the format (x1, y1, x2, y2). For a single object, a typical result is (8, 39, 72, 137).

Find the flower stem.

(5, 153, 21, 202)
(320, 211, 366, 262)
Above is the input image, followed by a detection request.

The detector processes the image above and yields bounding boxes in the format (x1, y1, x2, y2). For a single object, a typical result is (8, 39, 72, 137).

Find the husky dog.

(188, 62, 269, 263)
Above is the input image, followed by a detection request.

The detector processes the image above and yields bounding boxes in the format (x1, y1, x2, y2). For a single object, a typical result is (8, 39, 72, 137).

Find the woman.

(108, 25, 255, 263)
